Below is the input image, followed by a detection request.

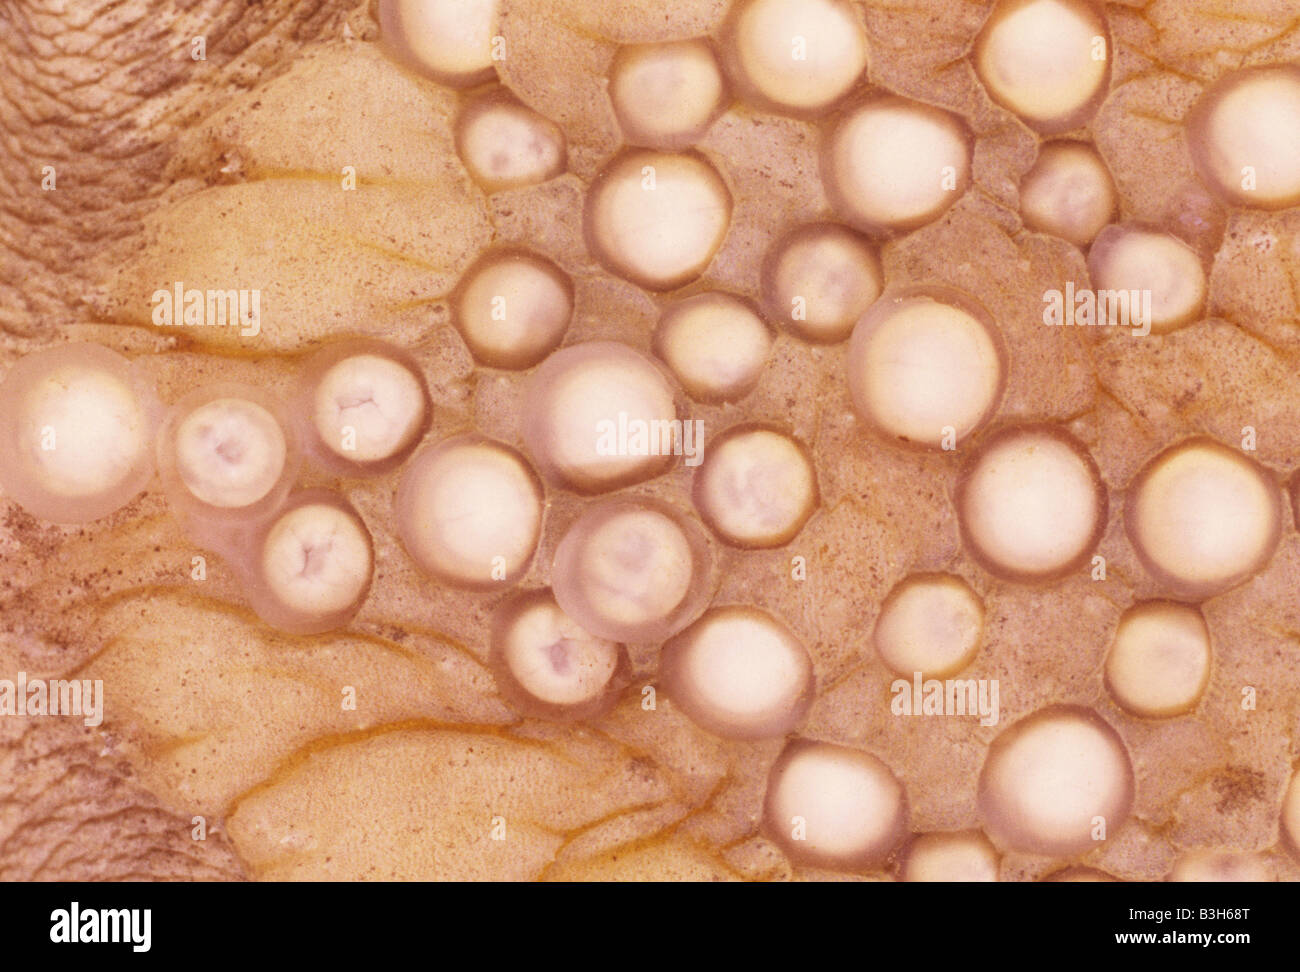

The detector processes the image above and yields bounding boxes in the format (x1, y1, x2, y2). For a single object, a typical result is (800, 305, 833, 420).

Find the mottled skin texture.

(1, 0, 1300, 881)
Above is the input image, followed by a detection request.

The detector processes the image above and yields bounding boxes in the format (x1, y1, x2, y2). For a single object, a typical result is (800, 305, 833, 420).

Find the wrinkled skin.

(1, 0, 1299, 882)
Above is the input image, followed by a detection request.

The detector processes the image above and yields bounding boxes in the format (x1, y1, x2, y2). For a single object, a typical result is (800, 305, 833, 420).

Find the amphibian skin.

(1, 0, 1299, 883)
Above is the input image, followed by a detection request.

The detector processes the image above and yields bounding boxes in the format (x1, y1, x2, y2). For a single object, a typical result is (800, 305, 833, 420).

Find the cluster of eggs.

(4, 0, 1300, 877)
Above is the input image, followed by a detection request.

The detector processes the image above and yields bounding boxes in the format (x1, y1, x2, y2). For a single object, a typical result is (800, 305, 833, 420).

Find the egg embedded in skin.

(490, 588, 627, 721)
(847, 285, 1006, 449)
(0, 343, 160, 523)
(451, 249, 574, 370)
(762, 223, 882, 343)
(900, 831, 1000, 882)
(584, 150, 732, 292)
(690, 424, 818, 548)
(551, 495, 715, 643)
(521, 342, 683, 494)
(822, 96, 972, 234)
(1125, 438, 1282, 599)
(652, 292, 772, 404)
(244, 490, 375, 635)
(978, 705, 1134, 856)
(395, 434, 545, 591)
(1103, 601, 1211, 718)
(1188, 65, 1300, 210)
(660, 605, 814, 740)
(873, 573, 985, 679)
(1086, 224, 1207, 335)
(721, 0, 869, 117)
(378, 0, 501, 88)
(455, 89, 566, 192)
(763, 740, 910, 871)
(1019, 140, 1117, 247)
(973, 0, 1111, 134)
(609, 40, 728, 149)
(296, 338, 430, 476)
(956, 424, 1107, 583)
(157, 383, 300, 551)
